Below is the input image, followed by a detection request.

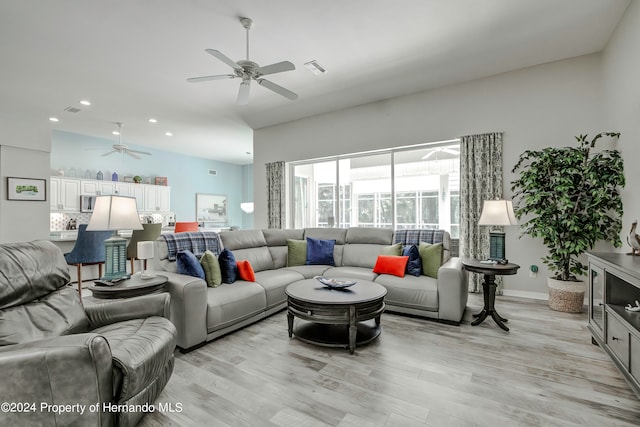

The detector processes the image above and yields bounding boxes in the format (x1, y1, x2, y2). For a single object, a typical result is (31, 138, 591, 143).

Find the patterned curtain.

(460, 132, 503, 293)
(266, 161, 285, 229)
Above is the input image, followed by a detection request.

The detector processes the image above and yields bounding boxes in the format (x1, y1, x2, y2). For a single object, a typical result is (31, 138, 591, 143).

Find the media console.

(587, 252, 640, 398)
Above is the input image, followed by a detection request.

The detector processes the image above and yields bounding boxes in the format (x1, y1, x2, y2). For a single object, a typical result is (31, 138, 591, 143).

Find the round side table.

(461, 258, 520, 331)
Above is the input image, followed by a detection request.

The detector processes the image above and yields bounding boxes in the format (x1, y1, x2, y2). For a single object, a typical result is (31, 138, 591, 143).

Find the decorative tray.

(315, 276, 357, 289)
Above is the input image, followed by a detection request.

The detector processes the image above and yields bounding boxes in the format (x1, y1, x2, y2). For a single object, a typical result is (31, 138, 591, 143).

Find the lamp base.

(140, 270, 156, 280)
(488, 232, 506, 261)
(103, 235, 129, 281)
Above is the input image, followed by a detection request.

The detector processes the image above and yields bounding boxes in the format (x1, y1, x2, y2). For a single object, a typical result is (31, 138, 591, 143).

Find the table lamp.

(478, 199, 518, 261)
(137, 241, 156, 279)
(86, 195, 143, 281)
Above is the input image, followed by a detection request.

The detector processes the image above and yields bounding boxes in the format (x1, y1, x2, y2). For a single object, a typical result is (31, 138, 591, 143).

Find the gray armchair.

(0, 240, 177, 427)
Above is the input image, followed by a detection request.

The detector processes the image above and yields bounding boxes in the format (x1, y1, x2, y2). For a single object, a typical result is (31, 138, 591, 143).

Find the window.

(289, 140, 460, 233)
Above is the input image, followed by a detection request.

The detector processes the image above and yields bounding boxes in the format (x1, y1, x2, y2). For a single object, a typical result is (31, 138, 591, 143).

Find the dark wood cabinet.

(587, 252, 640, 398)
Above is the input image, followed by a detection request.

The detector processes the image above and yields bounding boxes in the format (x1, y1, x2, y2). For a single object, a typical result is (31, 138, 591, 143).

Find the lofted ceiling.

(0, 0, 630, 165)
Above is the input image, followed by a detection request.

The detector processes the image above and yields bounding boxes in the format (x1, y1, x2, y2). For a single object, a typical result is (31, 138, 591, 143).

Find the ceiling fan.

(101, 122, 152, 160)
(187, 17, 298, 105)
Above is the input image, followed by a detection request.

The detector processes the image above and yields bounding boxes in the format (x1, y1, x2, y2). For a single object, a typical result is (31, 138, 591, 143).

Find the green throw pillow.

(287, 239, 307, 267)
(200, 250, 222, 287)
(381, 243, 402, 256)
(419, 242, 443, 279)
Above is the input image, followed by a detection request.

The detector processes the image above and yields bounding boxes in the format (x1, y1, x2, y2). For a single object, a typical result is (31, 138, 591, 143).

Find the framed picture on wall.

(7, 177, 46, 201)
(196, 193, 227, 224)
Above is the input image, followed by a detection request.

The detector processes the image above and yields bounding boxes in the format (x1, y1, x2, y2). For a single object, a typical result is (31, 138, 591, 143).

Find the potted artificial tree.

(510, 133, 625, 312)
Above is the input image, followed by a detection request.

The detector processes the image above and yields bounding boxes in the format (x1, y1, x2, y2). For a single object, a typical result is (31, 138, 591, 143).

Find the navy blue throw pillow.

(305, 237, 336, 266)
(403, 244, 422, 277)
(176, 250, 205, 280)
(218, 248, 238, 284)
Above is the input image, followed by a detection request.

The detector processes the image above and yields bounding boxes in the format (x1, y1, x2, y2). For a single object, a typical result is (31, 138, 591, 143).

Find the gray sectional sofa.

(154, 227, 468, 351)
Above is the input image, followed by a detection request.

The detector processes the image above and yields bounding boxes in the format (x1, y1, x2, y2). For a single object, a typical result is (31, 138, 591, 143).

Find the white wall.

(254, 53, 605, 296)
(602, 0, 640, 245)
(0, 117, 52, 243)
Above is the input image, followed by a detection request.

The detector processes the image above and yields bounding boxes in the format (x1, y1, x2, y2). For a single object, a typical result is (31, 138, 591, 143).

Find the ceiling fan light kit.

(187, 17, 298, 104)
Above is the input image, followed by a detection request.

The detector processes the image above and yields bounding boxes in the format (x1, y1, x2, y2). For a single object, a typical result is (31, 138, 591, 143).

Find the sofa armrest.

(436, 257, 469, 323)
(0, 334, 113, 426)
(161, 271, 208, 350)
(84, 293, 171, 329)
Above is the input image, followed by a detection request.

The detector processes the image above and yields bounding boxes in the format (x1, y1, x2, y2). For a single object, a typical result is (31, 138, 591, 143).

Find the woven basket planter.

(548, 278, 585, 313)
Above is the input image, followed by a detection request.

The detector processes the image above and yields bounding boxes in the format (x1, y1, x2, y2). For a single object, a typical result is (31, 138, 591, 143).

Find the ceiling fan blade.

(101, 150, 118, 157)
(187, 74, 236, 83)
(237, 80, 251, 105)
(258, 61, 295, 76)
(258, 79, 298, 101)
(127, 149, 152, 155)
(205, 49, 243, 72)
(125, 151, 141, 160)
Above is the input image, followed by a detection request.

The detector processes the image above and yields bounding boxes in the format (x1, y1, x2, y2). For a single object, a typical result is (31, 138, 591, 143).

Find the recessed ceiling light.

(80, 100, 91, 106)
(49, 117, 59, 122)
(148, 118, 158, 123)
(112, 131, 120, 135)
(165, 132, 173, 136)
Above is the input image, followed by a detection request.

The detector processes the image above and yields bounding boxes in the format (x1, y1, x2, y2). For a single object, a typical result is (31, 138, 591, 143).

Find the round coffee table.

(88, 274, 168, 299)
(286, 278, 387, 354)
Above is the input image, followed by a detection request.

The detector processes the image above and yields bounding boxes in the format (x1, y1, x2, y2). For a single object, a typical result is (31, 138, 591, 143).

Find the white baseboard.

(501, 289, 588, 305)
(501, 289, 548, 300)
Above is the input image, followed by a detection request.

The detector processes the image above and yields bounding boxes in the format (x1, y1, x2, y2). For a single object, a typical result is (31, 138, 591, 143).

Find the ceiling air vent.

(208, 169, 217, 176)
(64, 106, 81, 113)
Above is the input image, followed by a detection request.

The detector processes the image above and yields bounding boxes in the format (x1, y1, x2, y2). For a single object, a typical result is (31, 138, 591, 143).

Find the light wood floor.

(140, 294, 640, 426)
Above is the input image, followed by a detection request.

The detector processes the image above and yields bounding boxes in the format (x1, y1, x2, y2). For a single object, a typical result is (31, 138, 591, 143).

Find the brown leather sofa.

(0, 240, 177, 427)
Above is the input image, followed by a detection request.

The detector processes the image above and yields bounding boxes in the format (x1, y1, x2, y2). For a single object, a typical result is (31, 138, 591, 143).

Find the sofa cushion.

(287, 239, 307, 267)
(373, 255, 409, 277)
(176, 250, 205, 280)
(419, 242, 443, 279)
(200, 250, 222, 287)
(345, 227, 393, 244)
(262, 229, 304, 246)
(230, 246, 274, 272)
(219, 229, 267, 250)
(254, 269, 305, 309)
(323, 266, 378, 282)
(282, 265, 331, 279)
(305, 237, 336, 266)
(403, 245, 422, 277)
(92, 316, 176, 402)
(218, 249, 238, 284)
(0, 287, 89, 346)
(237, 260, 256, 282)
(342, 244, 390, 269)
(206, 282, 266, 333)
(374, 274, 438, 312)
(304, 228, 347, 244)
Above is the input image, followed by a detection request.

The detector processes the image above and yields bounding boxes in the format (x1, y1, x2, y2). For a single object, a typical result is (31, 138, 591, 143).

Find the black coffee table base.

(292, 320, 382, 350)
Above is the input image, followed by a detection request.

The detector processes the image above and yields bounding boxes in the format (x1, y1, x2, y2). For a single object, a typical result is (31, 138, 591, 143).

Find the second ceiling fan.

(187, 17, 298, 105)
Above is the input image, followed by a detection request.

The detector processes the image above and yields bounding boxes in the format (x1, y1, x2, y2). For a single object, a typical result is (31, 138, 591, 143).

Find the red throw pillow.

(236, 260, 256, 282)
(373, 255, 409, 277)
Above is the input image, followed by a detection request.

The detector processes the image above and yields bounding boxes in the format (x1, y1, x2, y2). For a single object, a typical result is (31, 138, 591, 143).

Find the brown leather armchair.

(0, 240, 177, 427)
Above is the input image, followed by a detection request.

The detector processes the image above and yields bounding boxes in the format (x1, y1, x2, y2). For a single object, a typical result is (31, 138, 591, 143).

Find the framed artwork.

(7, 177, 47, 201)
(196, 193, 227, 224)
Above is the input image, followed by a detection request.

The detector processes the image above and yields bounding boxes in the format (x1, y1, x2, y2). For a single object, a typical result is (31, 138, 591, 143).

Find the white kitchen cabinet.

(50, 177, 81, 211)
(81, 180, 117, 195)
(144, 185, 171, 212)
(130, 184, 145, 211)
(115, 182, 132, 196)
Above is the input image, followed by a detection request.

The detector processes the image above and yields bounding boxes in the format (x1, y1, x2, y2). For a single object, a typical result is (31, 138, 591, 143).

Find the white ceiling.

(0, 0, 630, 165)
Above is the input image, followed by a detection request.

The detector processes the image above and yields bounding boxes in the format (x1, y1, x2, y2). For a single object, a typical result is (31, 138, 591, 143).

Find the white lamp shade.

(86, 195, 143, 231)
(240, 202, 254, 214)
(478, 200, 518, 226)
(137, 241, 154, 260)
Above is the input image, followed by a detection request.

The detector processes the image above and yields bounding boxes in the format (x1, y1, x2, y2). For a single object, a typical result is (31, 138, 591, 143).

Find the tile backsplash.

(51, 212, 167, 231)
